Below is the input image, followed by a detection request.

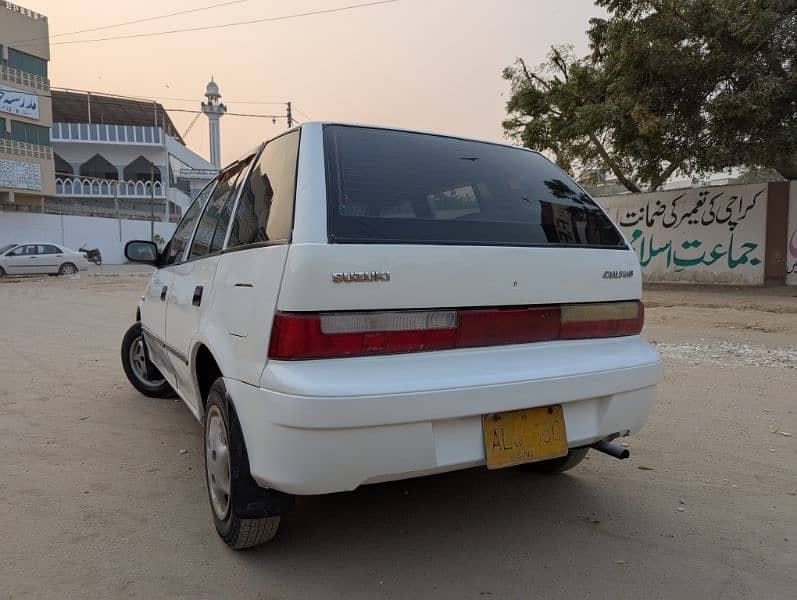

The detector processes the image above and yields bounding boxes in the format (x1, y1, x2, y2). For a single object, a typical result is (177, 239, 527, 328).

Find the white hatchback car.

(121, 123, 661, 549)
(0, 242, 88, 277)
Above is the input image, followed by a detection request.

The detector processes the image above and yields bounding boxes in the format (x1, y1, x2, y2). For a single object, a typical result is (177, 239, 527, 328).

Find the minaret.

(201, 78, 226, 169)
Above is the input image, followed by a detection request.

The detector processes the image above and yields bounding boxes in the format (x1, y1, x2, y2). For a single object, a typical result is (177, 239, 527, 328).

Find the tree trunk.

(648, 160, 683, 191)
(586, 133, 641, 193)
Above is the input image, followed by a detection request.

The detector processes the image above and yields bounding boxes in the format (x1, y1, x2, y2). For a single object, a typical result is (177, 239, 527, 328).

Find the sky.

(24, 0, 603, 165)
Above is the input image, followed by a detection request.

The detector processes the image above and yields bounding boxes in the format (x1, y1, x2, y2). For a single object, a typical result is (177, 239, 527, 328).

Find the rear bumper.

(228, 336, 661, 495)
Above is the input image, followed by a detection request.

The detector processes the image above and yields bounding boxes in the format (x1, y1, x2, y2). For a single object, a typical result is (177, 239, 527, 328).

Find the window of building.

(79, 154, 117, 180)
(10, 121, 50, 146)
(189, 157, 253, 259)
(162, 182, 216, 266)
(228, 131, 300, 249)
(7, 48, 47, 77)
(123, 155, 161, 182)
(54, 153, 73, 176)
(0, 117, 5, 137)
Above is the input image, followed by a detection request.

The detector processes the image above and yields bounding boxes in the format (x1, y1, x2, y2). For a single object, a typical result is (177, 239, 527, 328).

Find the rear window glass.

(324, 125, 624, 248)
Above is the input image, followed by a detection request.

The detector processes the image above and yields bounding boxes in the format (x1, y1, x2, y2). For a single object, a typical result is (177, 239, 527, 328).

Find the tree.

(503, 1, 797, 192)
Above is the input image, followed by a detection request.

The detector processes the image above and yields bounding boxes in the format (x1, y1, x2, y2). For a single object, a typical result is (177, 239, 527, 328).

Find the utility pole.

(286, 102, 293, 128)
(149, 165, 155, 242)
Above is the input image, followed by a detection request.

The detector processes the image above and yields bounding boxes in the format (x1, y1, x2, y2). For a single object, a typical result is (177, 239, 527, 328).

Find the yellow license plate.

(483, 405, 568, 469)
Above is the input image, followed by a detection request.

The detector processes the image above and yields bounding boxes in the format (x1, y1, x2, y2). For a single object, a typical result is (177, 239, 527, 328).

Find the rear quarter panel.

(196, 245, 290, 386)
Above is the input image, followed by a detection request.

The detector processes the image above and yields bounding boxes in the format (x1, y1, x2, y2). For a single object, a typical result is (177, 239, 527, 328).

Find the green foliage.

(503, 1, 797, 192)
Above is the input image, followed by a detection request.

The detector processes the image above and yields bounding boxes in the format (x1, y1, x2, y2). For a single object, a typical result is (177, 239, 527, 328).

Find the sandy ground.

(0, 272, 795, 599)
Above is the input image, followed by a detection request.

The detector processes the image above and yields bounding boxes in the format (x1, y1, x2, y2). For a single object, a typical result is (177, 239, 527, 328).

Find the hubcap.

(62, 264, 77, 275)
(128, 336, 165, 387)
(206, 405, 232, 519)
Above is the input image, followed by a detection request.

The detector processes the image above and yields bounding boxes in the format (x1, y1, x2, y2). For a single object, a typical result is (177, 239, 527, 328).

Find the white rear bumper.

(227, 336, 661, 495)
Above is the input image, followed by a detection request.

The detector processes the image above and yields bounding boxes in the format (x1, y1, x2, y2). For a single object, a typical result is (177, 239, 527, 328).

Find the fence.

(0, 212, 176, 264)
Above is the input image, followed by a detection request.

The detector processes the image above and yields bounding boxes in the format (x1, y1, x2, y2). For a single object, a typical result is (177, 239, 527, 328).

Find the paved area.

(0, 274, 795, 599)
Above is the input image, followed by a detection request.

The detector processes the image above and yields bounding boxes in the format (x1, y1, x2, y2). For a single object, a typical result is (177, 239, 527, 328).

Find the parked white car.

(121, 122, 662, 549)
(0, 242, 89, 277)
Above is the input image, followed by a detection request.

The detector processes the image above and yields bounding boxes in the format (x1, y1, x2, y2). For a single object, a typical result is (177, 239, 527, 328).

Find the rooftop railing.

(51, 123, 164, 145)
(1, 0, 47, 21)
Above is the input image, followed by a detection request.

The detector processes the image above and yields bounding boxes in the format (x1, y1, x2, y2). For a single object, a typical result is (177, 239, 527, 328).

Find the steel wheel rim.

(128, 335, 165, 387)
(206, 405, 232, 520)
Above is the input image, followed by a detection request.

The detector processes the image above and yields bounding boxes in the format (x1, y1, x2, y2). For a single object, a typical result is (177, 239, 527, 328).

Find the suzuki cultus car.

(121, 123, 661, 549)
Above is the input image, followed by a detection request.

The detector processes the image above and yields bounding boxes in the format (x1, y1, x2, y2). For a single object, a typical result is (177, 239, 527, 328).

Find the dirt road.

(1, 274, 795, 599)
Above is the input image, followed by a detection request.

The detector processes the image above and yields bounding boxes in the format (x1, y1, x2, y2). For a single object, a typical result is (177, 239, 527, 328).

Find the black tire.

(0, 266, 5, 277)
(205, 378, 293, 550)
(521, 447, 589, 474)
(58, 262, 78, 276)
(120, 322, 174, 398)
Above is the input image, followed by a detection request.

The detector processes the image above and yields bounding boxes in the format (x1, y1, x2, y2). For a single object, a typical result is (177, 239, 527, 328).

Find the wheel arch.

(193, 343, 224, 417)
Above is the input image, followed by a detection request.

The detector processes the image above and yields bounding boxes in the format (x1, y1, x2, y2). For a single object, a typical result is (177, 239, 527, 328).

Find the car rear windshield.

(323, 125, 624, 248)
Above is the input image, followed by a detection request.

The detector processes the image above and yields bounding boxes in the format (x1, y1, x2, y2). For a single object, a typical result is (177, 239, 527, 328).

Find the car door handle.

(160, 286, 168, 301)
(192, 286, 203, 307)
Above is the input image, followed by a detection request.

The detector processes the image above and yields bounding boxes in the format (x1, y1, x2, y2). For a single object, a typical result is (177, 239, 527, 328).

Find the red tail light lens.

(269, 301, 644, 360)
(457, 306, 560, 348)
(268, 311, 457, 360)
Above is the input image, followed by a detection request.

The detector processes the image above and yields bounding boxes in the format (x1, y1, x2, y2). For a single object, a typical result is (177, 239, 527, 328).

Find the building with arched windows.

(49, 89, 217, 222)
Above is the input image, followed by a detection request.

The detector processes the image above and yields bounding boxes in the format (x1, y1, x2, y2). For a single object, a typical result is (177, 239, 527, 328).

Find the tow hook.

(591, 437, 630, 459)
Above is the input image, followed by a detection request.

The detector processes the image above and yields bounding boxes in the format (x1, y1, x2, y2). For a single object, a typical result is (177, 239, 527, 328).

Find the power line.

(165, 107, 287, 119)
(292, 106, 313, 121)
(50, 86, 290, 105)
(7, 0, 254, 46)
(21, 0, 399, 47)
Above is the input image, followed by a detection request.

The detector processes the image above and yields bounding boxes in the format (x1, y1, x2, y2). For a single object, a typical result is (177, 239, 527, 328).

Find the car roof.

(224, 121, 543, 167)
(299, 121, 542, 156)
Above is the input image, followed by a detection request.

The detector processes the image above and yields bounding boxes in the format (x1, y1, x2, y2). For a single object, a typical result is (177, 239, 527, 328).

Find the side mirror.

(125, 240, 159, 265)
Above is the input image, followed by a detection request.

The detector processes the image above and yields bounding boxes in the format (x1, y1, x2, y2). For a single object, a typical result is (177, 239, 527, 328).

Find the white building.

(49, 90, 217, 222)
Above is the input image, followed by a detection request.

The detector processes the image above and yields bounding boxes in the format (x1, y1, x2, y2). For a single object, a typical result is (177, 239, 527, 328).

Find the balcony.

(0, 138, 52, 160)
(51, 123, 165, 146)
(0, 64, 50, 92)
(55, 175, 165, 199)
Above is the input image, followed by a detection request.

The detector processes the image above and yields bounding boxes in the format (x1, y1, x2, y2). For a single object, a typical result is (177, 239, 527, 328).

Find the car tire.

(58, 262, 78, 276)
(0, 266, 5, 277)
(120, 322, 175, 398)
(205, 378, 293, 550)
(521, 447, 589, 474)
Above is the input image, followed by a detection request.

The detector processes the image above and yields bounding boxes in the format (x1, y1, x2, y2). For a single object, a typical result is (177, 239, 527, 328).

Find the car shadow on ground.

(229, 462, 656, 595)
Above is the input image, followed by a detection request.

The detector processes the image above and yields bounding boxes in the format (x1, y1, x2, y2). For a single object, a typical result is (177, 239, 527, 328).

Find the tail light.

(269, 301, 644, 360)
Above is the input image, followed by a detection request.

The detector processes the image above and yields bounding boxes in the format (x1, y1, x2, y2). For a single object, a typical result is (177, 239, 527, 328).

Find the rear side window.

(190, 157, 253, 260)
(324, 125, 624, 248)
(228, 130, 300, 249)
(42, 245, 60, 254)
(163, 182, 214, 266)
